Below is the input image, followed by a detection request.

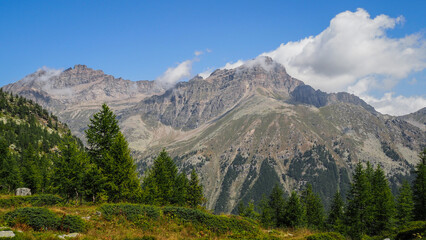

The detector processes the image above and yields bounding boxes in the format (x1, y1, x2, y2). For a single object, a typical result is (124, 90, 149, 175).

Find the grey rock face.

(0, 231, 15, 238)
(16, 188, 31, 196)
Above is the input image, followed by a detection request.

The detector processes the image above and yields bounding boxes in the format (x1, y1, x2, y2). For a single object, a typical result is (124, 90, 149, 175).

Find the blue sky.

(1, 0, 425, 115)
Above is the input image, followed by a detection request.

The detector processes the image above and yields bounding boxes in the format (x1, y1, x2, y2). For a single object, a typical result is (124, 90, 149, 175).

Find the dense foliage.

(0, 89, 76, 194)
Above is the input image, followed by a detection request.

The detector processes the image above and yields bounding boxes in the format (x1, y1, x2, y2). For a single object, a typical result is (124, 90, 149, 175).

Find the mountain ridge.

(2, 57, 425, 213)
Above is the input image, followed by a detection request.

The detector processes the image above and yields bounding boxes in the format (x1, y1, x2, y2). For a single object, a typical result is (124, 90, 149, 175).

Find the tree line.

(0, 94, 204, 208)
(238, 151, 426, 239)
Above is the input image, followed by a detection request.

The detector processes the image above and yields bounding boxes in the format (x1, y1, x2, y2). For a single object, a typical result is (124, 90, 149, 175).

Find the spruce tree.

(370, 165, 395, 235)
(0, 138, 21, 193)
(187, 169, 203, 207)
(142, 149, 178, 205)
(396, 180, 414, 227)
(20, 144, 42, 193)
(327, 190, 344, 232)
(345, 162, 372, 239)
(259, 195, 274, 228)
(103, 132, 142, 202)
(413, 148, 426, 220)
(268, 184, 286, 227)
(301, 183, 325, 229)
(285, 191, 304, 228)
(85, 103, 119, 169)
(52, 135, 88, 203)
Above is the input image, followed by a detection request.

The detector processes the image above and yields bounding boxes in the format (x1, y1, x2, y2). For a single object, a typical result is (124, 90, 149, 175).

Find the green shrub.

(162, 206, 259, 235)
(98, 203, 161, 221)
(59, 215, 86, 233)
(306, 232, 346, 240)
(0, 194, 63, 208)
(4, 207, 59, 231)
(27, 194, 63, 206)
(395, 221, 426, 240)
(123, 237, 156, 240)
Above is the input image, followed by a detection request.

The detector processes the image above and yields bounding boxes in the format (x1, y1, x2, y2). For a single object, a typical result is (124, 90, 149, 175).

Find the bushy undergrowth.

(98, 203, 161, 221)
(395, 221, 426, 240)
(306, 232, 346, 240)
(4, 207, 59, 231)
(3, 207, 85, 233)
(59, 214, 86, 233)
(0, 194, 63, 208)
(162, 206, 259, 235)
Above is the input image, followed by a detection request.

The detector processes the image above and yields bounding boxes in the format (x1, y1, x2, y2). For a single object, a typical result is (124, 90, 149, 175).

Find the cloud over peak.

(258, 8, 426, 116)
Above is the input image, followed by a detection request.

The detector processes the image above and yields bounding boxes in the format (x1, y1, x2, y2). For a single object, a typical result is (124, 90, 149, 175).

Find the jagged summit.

(3, 61, 424, 214)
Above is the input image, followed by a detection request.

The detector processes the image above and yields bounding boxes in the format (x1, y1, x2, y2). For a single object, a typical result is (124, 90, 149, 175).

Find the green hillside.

(0, 89, 81, 194)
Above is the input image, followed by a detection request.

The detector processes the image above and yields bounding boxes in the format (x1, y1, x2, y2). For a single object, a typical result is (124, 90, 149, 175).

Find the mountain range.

(3, 56, 425, 213)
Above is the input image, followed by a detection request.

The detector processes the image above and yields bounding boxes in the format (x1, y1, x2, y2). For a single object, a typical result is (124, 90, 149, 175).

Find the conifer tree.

(259, 195, 274, 228)
(52, 135, 88, 203)
(142, 149, 178, 205)
(396, 180, 414, 227)
(370, 165, 395, 235)
(345, 162, 373, 239)
(187, 169, 203, 207)
(327, 190, 345, 232)
(104, 132, 141, 202)
(285, 191, 304, 228)
(175, 171, 189, 206)
(268, 184, 286, 227)
(20, 144, 42, 193)
(0, 138, 21, 193)
(413, 148, 426, 220)
(85, 103, 119, 169)
(301, 183, 325, 229)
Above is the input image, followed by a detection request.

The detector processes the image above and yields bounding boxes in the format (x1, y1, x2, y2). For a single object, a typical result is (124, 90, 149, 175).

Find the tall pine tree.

(413, 148, 426, 221)
(0, 137, 21, 193)
(52, 134, 88, 203)
(327, 190, 345, 232)
(396, 180, 414, 227)
(104, 132, 141, 202)
(187, 169, 203, 207)
(285, 191, 304, 228)
(345, 163, 373, 239)
(85, 103, 119, 169)
(301, 183, 325, 229)
(370, 165, 395, 235)
(268, 184, 286, 227)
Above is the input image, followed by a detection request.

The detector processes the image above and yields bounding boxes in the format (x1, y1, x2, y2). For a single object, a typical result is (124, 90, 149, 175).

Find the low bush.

(123, 237, 156, 240)
(98, 203, 161, 221)
(4, 207, 59, 231)
(0, 194, 63, 208)
(306, 232, 345, 240)
(162, 206, 259, 235)
(59, 215, 86, 233)
(395, 221, 426, 240)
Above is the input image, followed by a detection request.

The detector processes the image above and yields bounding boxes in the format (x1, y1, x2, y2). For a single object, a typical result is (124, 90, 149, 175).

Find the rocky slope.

(3, 57, 425, 213)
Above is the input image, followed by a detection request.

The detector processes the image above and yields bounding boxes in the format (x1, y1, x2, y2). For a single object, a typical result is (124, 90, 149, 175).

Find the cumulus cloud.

(221, 60, 245, 70)
(194, 50, 203, 56)
(155, 60, 193, 88)
(254, 8, 426, 116)
(198, 68, 213, 79)
(360, 93, 426, 116)
(261, 8, 426, 92)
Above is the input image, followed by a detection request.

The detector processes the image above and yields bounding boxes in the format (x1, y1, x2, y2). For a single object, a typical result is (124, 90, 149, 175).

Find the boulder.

(0, 231, 15, 238)
(16, 188, 31, 196)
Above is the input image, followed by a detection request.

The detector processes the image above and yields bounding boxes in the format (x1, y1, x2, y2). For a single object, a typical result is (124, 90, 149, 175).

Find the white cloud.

(261, 8, 426, 93)
(221, 60, 245, 70)
(198, 68, 213, 79)
(155, 60, 193, 88)
(360, 93, 426, 116)
(194, 51, 203, 56)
